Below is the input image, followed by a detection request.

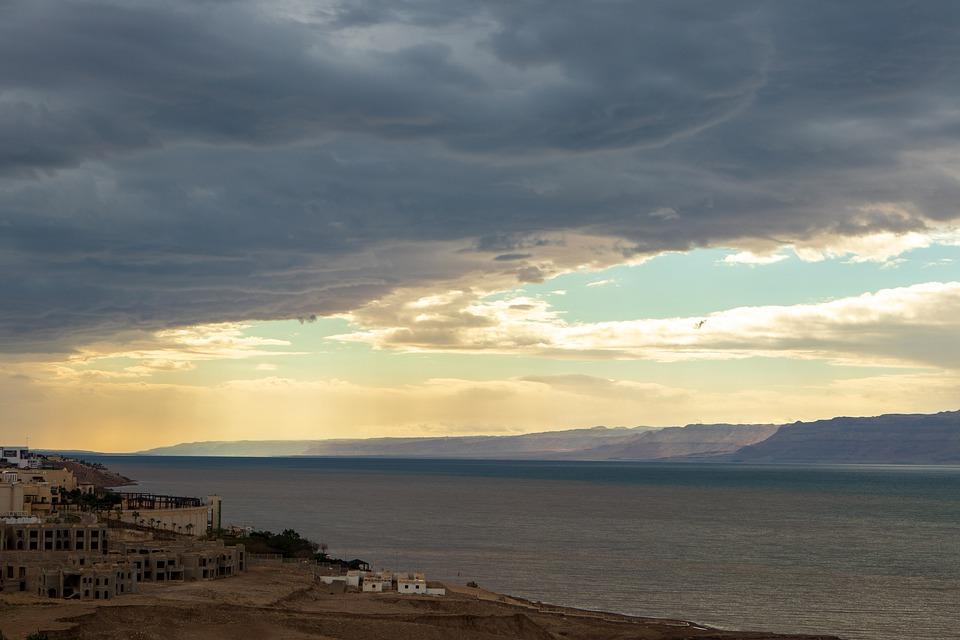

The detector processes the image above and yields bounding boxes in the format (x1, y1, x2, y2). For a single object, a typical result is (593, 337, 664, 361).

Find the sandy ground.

(0, 565, 841, 640)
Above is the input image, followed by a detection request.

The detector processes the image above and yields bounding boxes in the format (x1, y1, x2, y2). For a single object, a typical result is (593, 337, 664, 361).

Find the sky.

(1, 0, 959, 451)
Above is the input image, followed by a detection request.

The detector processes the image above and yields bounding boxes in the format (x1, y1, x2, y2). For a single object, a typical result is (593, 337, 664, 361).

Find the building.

(362, 578, 383, 592)
(0, 473, 25, 515)
(11, 468, 78, 494)
(116, 493, 221, 536)
(340, 569, 445, 596)
(20, 480, 54, 516)
(0, 518, 109, 554)
(0, 467, 83, 517)
(397, 574, 427, 595)
(38, 559, 137, 600)
(361, 570, 393, 592)
(0, 516, 117, 598)
(1, 553, 137, 599)
(0, 446, 32, 469)
(113, 539, 245, 582)
(0, 516, 245, 599)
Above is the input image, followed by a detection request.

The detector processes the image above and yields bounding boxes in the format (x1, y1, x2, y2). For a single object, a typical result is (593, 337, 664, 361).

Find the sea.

(89, 456, 960, 640)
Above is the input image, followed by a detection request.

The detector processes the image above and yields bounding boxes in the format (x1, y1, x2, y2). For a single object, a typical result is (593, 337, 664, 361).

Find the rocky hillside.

(134, 410, 960, 464)
(561, 424, 782, 460)
(57, 459, 134, 487)
(729, 411, 960, 464)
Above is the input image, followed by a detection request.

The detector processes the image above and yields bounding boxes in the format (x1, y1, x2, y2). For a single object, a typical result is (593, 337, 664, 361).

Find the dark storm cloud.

(2, 0, 960, 350)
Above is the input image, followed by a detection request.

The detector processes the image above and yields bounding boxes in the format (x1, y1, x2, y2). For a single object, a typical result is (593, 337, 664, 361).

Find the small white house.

(362, 580, 383, 592)
(345, 570, 365, 588)
(397, 578, 427, 594)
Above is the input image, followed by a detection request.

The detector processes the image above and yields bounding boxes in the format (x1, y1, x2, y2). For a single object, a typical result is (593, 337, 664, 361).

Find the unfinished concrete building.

(114, 540, 245, 582)
(0, 514, 244, 600)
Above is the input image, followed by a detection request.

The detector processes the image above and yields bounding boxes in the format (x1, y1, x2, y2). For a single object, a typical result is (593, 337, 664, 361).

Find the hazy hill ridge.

(555, 424, 781, 460)
(729, 410, 960, 464)
(137, 426, 642, 458)
(131, 410, 960, 463)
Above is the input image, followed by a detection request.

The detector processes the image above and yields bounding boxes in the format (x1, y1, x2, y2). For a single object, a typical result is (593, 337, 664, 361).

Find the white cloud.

(586, 279, 617, 287)
(50, 323, 302, 382)
(333, 281, 960, 369)
(722, 251, 789, 266)
(648, 207, 679, 220)
(723, 207, 960, 266)
(791, 230, 937, 264)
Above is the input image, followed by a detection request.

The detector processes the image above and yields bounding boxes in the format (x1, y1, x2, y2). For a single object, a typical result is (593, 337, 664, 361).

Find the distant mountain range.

(132, 410, 960, 464)
(728, 411, 960, 464)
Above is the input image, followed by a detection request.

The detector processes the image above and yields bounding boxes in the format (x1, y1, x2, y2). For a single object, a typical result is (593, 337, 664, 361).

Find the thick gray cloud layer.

(3, 0, 960, 351)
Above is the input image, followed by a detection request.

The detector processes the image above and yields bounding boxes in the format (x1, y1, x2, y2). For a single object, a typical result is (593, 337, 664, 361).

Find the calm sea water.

(89, 456, 960, 640)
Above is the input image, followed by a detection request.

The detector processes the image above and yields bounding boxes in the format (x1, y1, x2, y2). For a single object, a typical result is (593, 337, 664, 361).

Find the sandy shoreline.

(0, 564, 842, 640)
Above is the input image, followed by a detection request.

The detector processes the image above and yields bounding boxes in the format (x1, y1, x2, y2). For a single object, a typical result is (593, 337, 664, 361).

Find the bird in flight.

(694, 319, 707, 330)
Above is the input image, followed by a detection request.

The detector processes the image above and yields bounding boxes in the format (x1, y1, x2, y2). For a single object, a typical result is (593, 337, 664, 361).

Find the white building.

(339, 569, 444, 596)
(397, 576, 427, 594)
(1, 446, 31, 469)
(393, 572, 444, 596)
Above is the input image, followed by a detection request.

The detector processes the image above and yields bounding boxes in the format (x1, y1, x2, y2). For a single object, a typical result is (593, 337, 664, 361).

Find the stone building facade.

(0, 518, 244, 600)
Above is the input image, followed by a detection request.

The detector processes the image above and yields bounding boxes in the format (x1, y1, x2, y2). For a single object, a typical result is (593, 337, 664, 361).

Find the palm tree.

(185, 523, 194, 537)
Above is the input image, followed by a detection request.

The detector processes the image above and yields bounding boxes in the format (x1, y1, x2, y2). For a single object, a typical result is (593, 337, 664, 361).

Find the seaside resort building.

(1, 469, 243, 600)
(115, 492, 222, 537)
